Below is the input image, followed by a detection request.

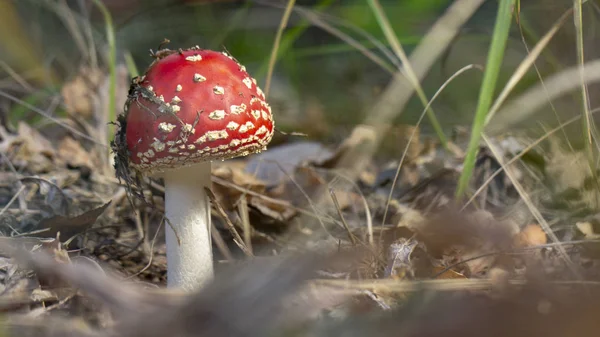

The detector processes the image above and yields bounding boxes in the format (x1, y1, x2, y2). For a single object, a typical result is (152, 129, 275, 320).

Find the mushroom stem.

(163, 162, 214, 291)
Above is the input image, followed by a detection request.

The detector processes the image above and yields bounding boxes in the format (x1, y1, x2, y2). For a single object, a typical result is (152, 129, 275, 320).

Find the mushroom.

(112, 45, 274, 291)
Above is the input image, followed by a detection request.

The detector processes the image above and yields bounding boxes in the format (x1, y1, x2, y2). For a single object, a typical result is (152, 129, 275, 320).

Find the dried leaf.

(57, 136, 94, 169)
(245, 141, 333, 187)
(61, 67, 104, 119)
(35, 201, 111, 240)
(1, 123, 55, 172)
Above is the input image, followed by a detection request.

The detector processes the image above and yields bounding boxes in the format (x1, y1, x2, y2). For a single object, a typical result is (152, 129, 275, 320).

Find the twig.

(204, 188, 253, 257)
(329, 188, 357, 245)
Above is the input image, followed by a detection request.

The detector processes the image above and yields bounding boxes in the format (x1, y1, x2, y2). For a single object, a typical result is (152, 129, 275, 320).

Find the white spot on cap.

(205, 130, 229, 141)
(242, 77, 252, 89)
(159, 95, 165, 102)
(255, 125, 269, 136)
(226, 121, 239, 130)
(171, 105, 181, 113)
(261, 110, 269, 120)
(144, 149, 155, 158)
(239, 65, 246, 72)
(147, 85, 154, 91)
(194, 73, 206, 82)
(172, 96, 182, 104)
(238, 121, 255, 133)
(186, 54, 202, 62)
(230, 139, 241, 147)
(158, 122, 176, 133)
(151, 138, 166, 152)
(209, 110, 226, 120)
(230, 104, 246, 115)
(250, 110, 261, 119)
(213, 86, 224, 95)
(176, 84, 182, 92)
(182, 123, 195, 134)
(256, 86, 265, 98)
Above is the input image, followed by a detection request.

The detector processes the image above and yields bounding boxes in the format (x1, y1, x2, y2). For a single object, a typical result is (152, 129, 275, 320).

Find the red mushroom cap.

(120, 46, 274, 173)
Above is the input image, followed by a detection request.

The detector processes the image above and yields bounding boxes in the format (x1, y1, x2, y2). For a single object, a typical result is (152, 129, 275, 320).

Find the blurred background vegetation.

(1, 0, 599, 155)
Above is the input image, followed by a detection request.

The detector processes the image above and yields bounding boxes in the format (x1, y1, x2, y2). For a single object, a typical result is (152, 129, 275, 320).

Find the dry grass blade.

(366, 0, 447, 147)
(463, 108, 600, 210)
(334, 0, 484, 181)
(329, 188, 357, 245)
(0, 90, 106, 146)
(293, 0, 484, 236)
(125, 217, 165, 280)
(0, 60, 34, 92)
(314, 278, 498, 292)
(264, 0, 296, 97)
(484, 9, 573, 125)
(293, 7, 395, 74)
(381, 64, 482, 228)
(516, 6, 574, 151)
(44, 0, 90, 62)
(237, 196, 253, 256)
(486, 59, 600, 135)
(204, 187, 253, 257)
(482, 133, 583, 282)
(573, 0, 596, 150)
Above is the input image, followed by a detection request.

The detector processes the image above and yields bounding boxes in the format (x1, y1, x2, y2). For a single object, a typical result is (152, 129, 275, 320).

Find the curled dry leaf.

(1, 122, 56, 173)
(212, 163, 267, 211)
(57, 136, 94, 170)
(245, 141, 334, 188)
(35, 201, 111, 240)
(576, 221, 600, 239)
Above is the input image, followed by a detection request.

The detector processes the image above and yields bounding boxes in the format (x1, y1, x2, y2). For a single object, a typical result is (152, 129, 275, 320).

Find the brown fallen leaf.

(0, 122, 56, 173)
(57, 136, 94, 170)
(61, 66, 104, 119)
(212, 163, 267, 211)
(35, 201, 111, 240)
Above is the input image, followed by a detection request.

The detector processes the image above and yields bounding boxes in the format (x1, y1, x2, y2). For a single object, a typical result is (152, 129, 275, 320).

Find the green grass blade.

(455, 0, 516, 200)
(124, 51, 138, 78)
(256, 0, 335, 82)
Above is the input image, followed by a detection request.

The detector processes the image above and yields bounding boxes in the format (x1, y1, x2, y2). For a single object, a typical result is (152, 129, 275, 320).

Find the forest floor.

(2, 114, 600, 337)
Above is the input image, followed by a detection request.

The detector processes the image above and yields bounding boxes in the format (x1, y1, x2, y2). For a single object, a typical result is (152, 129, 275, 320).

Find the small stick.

(204, 188, 253, 257)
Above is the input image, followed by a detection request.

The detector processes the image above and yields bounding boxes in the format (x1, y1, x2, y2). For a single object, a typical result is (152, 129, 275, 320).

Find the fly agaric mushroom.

(112, 45, 274, 291)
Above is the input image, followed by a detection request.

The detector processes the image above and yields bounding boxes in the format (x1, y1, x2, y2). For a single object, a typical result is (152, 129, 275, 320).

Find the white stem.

(163, 162, 213, 291)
